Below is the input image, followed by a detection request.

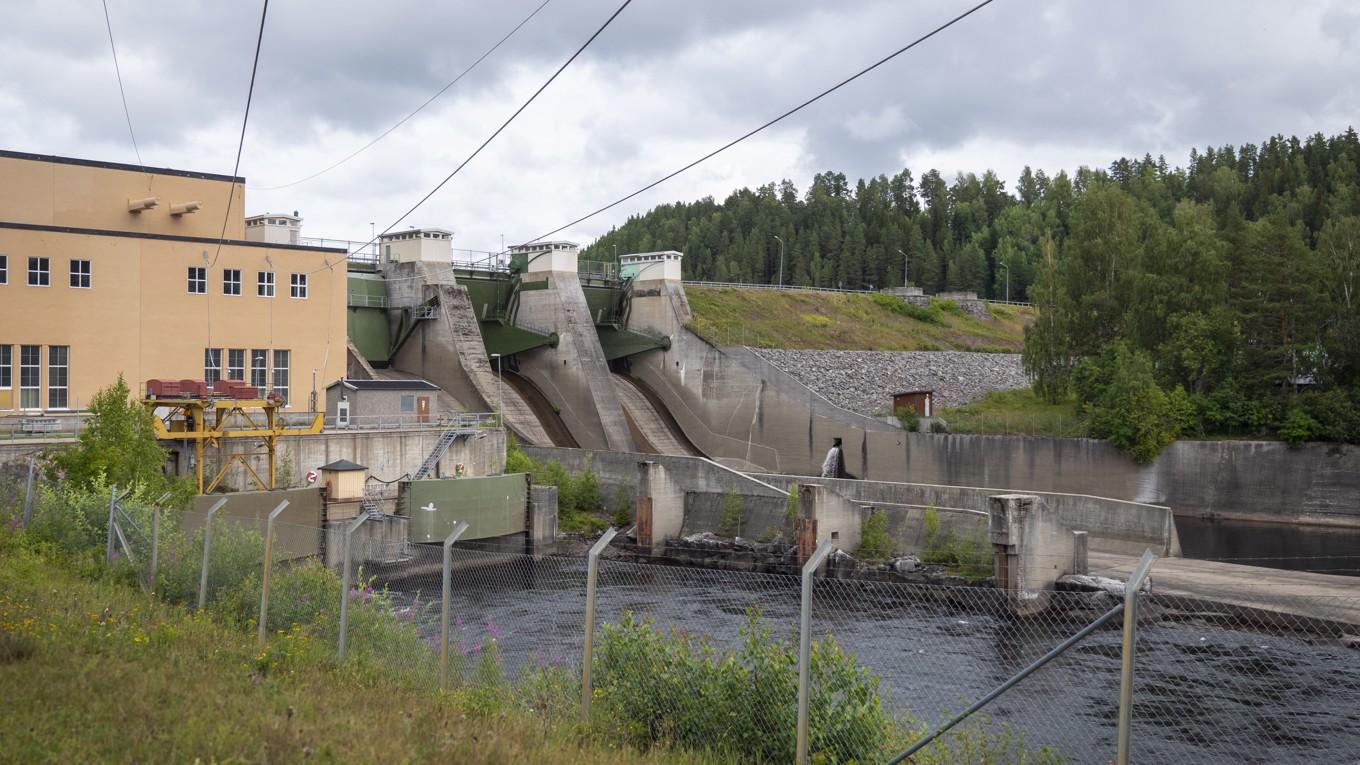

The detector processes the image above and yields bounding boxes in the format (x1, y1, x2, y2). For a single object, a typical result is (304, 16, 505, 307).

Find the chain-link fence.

(50, 486, 1360, 764)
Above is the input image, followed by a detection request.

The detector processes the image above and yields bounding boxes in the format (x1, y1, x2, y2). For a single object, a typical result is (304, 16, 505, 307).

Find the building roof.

(331, 378, 440, 392)
(319, 459, 367, 472)
(0, 148, 243, 183)
(893, 389, 934, 396)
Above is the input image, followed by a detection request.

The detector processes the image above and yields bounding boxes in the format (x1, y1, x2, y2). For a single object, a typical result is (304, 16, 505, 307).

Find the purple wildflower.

(486, 620, 500, 640)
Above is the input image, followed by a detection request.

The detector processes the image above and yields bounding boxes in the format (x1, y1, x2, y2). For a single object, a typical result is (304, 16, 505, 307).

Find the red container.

(229, 382, 260, 399)
(179, 379, 209, 398)
(146, 379, 181, 398)
(211, 379, 234, 397)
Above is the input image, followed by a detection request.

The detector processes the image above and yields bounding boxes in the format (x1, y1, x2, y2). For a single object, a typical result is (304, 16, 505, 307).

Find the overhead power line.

(339, 0, 635, 264)
(101, 0, 143, 168)
(520, 0, 999, 246)
(250, 0, 555, 191)
(210, 0, 270, 266)
(207, 0, 271, 350)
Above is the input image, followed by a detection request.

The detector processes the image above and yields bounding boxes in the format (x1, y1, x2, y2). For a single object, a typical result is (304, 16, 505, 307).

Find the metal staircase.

(413, 429, 466, 480)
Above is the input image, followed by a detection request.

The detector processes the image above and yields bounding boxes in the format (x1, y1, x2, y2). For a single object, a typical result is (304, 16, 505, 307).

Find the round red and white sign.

(305, 469, 319, 485)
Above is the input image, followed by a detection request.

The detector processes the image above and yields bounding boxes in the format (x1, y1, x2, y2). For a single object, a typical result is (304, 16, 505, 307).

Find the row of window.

(0, 256, 91, 288)
(187, 267, 306, 298)
(205, 348, 290, 405)
(0, 344, 70, 410)
(0, 256, 308, 298)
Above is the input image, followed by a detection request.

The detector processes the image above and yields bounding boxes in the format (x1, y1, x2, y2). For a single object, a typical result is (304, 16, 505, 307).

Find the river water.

(1177, 516, 1360, 577)
(391, 550, 1360, 765)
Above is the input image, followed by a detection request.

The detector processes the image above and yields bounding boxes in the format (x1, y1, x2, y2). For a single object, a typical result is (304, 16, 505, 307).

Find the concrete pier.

(1090, 552, 1360, 627)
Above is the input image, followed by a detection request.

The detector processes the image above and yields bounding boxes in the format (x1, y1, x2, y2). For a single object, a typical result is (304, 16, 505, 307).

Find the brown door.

(416, 396, 430, 423)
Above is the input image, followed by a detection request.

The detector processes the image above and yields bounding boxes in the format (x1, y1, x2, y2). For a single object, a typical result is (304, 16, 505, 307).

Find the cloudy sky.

(3, 0, 1357, 252)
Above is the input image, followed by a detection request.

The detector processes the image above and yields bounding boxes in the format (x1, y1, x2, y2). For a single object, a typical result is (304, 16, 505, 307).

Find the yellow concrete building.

(0, 150, 348, 414)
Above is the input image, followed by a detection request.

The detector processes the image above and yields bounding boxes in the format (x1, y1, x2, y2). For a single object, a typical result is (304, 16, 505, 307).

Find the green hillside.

(684, 286, 1032, 351)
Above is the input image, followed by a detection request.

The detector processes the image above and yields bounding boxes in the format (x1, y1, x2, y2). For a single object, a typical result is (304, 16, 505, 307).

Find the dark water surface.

(1176, 516, 1360, 577)
(392, 552, 1360, 765)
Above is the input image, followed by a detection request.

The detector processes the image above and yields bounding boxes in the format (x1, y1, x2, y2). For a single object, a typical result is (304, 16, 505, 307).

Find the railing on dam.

(15, 476, 1357, 765)
(323, 412, 501, 431)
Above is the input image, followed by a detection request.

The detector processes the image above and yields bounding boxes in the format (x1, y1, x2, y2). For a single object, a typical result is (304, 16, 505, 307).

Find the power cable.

(340, 0, 634, 263)
(519, 0, 999, 245)
(100, 0, 146, 177)
(207, 0, 270, 350)
(249, 0, 555, 191)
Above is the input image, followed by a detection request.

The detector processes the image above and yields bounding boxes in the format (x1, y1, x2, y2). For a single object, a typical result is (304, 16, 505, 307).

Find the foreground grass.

(936, 389, 1090, 438)
(685, 286, 1033, 351)
(0, 536, 719, 765)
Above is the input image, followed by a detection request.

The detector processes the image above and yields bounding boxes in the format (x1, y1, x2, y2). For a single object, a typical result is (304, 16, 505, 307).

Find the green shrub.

(1078, 342, 1195, 463)
(871, 293, 944, 325)
(153, 518, 264, 608)
(504, 432, 535, 475)
(719, 488, 743, 538)
(594, 610, 891, 764)
(932, 297, 967, 317)
(574, 458, 602, 515)
(920, 506, 991, 580)
(784, 485, 800, 529)
(895, 405, 921, 432)
(612, 484, 632, 528)
(858, 510, 894, 562)
(1279, 407, 1322, 447)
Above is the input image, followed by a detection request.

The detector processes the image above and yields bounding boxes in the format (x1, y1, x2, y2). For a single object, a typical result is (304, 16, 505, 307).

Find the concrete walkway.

(1090, 552, 1360, 628)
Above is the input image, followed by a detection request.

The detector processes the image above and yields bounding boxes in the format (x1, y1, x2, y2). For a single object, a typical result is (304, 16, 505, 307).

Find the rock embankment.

(751, 349, 1028, 415)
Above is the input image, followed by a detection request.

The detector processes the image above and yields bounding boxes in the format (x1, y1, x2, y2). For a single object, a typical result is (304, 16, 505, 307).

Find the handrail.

(885, 601, 1127, 764)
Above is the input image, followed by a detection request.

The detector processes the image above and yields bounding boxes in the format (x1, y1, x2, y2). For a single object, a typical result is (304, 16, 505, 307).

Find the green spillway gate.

(400, 473, 529, 542)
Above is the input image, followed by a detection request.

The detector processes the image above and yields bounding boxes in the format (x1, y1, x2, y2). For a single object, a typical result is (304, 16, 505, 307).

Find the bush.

(895, 405, 920, 432)
(504, 432, 535, 475)
(921, 505, 990, 580)
(784, 485, 800, 529)
(719, 488, 743, 538)
(871, 293, 944, 325)
(612, 483, 632, 528)
(1279, 407, 1322, 448)
(153, 517, 265, 608)
(858, 510, 893, 562)
(594, 610, 891, 764)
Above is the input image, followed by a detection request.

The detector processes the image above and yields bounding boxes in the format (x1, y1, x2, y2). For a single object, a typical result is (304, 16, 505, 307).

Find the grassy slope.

(935, 388, 1089, 438)
(684, 286, 1033, 351)
(0, 538, 717, 765)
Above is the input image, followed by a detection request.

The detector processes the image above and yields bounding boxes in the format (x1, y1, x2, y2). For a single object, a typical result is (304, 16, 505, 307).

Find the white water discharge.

(820, 444, 842, 478)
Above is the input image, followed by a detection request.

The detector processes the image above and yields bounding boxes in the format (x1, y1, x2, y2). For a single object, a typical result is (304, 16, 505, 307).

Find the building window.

(223, 268, 241, 296)
(19, 345, 39, 409)
(257, 270, 275, 297)
(0, 345, 11, 390)
(250, 349, 268, 389)
(204, 348, 222, 385)
(272, 350, 289, 405)
(227, 349, 245, 381)
(69, 259, 91, 289)
(47, 346, 68, 409)
(28, 257, 49, 287)
(400, 394, 415, 413)
(0, 255, 7, 284)
(290, 273, 307, 299)
(188, 266, 206, 294)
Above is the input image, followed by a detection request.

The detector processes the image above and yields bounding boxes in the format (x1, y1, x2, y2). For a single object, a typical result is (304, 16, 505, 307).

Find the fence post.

(337, 513, 371, 659)
(796, 541, 836, 764)
(440, 521, 470, 691)
(197, 498, 229, 612)
(148, 492, 170, 595)
(1115, 549, 1158, 765)
(580, 526, 619, 722)
(257, 499, 291, 646)
(21, 457, 35, 527)
(105, 484, 119, 564)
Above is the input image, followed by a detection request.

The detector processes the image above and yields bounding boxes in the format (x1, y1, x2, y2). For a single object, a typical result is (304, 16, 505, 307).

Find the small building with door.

(892, 389, 934, 418)
(325, 378, 442, 428)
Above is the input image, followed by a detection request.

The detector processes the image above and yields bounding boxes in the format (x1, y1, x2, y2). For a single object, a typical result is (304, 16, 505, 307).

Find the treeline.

(585, 129, 1360, 453)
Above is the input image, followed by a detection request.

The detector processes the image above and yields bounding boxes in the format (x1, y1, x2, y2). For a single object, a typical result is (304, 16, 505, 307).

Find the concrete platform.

(1090, 551, 1360, 628)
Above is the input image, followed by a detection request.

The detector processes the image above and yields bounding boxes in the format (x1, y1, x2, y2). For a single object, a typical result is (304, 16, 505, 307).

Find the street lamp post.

(999, 262, 1011, 303)
(897, 248, 909, 288)
(774, 235, 785, 287)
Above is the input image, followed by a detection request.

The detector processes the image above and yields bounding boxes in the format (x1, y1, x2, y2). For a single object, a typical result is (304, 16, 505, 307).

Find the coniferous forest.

(584, 130, 1360, 455)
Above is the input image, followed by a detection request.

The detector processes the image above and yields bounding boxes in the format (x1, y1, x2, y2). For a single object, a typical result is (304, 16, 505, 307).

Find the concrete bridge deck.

(1091, 551, 1360, 628)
